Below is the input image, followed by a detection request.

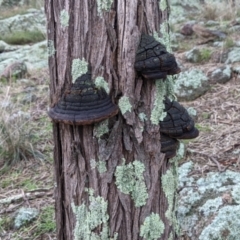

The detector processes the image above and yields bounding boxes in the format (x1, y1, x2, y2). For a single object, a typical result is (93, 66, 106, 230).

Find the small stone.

(226, 47, 240, 64)
(14, 207, 39, 229)
(213, 41, 224, 47)
(232, 64, 240, 73)
(209, 65, 231, 84)
(0, 61, 28, 80)
(187, 107, 198, 122)
(185, 47, 201, 63)
(211, 50, 229, 63)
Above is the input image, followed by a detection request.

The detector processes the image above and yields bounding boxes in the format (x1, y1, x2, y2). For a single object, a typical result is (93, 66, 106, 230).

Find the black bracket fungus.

(134, 34, 181, 80)
(48, 72, 118, 125)
(160, 97, 199, 140)
(160, 133, 179, 159)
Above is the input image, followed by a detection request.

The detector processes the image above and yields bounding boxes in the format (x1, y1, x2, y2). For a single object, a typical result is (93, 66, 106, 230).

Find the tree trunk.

(45, 0, 178, 239)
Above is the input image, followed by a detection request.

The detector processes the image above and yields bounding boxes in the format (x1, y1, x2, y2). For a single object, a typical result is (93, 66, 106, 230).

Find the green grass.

(34, 206, 56, 236)
(224, 37, 235, 49)
(199, 48, 212, 63)
(0, 30, 45, 45)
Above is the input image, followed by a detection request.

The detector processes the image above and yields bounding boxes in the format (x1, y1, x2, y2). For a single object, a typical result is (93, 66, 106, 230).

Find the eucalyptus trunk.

(45, 0, 178, 239)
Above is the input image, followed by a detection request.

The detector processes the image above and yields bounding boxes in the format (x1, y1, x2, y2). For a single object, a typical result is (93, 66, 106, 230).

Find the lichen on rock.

(174, 69, 210, 101)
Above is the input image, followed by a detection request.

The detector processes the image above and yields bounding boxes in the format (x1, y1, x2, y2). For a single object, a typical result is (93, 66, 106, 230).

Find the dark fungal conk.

(160, 97, 199, 139)
(48, 72, 118, 125)
(134, 34, 181, 80)
(160, 133, 179, 159)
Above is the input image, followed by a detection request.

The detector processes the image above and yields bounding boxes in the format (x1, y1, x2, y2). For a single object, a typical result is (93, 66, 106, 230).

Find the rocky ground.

(0, 0, 240, 239)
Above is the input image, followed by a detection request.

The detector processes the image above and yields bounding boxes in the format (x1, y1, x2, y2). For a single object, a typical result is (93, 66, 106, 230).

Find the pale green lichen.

(90, 159, 97, 169)
(115, 159, 148, 207)
(71, 188, 111, 240)
(97, 0, 113, 16)
(150, 80, 167, 125)
(140, 213, 164, 240)
(159, 0, 168, 11)
(71, 58, 88, 82)
(60, 9, 69, 28)
(97, 161, 107, 174)
(90, 159, 107, 174)
(95, 76, 110, 94)
(118, 96, 132, 115)
(139, 112, 147, 122)
(94, 119, 109, 138)
(162, 168, 176, 222)
(47, 40, 56, 57)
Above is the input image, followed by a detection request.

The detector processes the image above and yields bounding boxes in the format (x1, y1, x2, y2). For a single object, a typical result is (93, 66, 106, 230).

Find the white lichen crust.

(71, 58, 88, 82)
(94, 119, 109, 138)
(71, 188, 118, 240)
(47, 40, 56, 57)
(115, 159, 148, 207)
(97, 0, 113, 16)
(140, 213, 164, 240)
(95, 77, 110, 94)
(150, 80, 167, 125)
(159, 0, 168, 11)
(60, 9, 69, 28)
(118, 96, 132, 115)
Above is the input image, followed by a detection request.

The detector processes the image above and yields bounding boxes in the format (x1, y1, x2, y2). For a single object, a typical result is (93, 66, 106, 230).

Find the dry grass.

(0, 0, 44, 20)
(182, 74, 240, 173)
(201, 1, 240, 21)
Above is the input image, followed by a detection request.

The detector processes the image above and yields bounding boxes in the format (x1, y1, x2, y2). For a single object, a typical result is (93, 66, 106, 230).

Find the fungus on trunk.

(160, 97, 199, 139)
(134, 34, 181, 80)
(160, 133, 179, 159)
(48, 72, 118, 125)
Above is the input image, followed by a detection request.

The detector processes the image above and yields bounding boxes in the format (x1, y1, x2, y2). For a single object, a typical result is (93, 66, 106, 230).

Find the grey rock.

(0, 61, 27, 80)
(178, 161, 240, 240)
(212, 41, 224, 47)
(185, 48, 201, 63)
(0, 40, 48, 73)
(232, 64, 240, 73)
(14, 207, 39, 229)
(174, 69, 210, 101)
(0, 10, 46, 37)
(0, 40, 19, 52)
(226, 47, 240, 64)
(209, 65, 231, 84)
(211, 49, 229, 63)
(187, 107, 198, 122)
(234, 41, 240, 47)
(205, 20, 219, 26)
(229, 25, 240, 32)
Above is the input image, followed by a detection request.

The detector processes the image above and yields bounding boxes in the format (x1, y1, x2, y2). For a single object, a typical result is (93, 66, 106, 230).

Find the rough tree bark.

(45, 0, 178, 239)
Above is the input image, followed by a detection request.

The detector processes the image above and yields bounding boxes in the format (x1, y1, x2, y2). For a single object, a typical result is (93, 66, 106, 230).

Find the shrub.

(0, 97, 44, 172)
(0, 30, 45, 45)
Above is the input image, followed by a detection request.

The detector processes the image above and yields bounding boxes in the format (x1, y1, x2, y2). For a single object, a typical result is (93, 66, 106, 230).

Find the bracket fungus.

(160, 98, 199, 139)
(48, 72, 118, 125)
(160, 133, 179, 159)
(134, 34, 181, 80)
